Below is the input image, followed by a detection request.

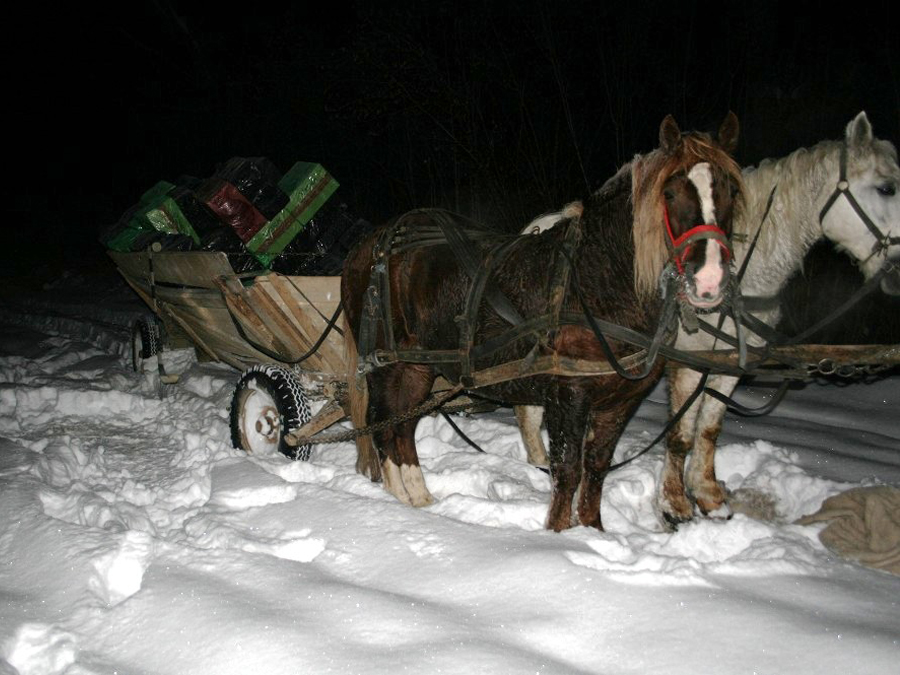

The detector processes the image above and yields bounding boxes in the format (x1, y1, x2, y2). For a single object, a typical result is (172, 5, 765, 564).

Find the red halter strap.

(663, 205, 732, 274)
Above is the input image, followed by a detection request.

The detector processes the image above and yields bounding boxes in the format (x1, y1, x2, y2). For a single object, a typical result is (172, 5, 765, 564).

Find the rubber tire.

(230, 365, 313, 460)
(132, 317, 161, 373)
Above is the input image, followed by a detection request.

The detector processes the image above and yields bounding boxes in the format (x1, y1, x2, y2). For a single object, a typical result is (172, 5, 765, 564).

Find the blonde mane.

(630, 133, 744, 299)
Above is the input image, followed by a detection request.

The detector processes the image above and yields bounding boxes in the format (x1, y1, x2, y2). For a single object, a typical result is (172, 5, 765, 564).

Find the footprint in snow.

(207, 460, 301, 510)
(187, 460, 327, 563)
(2, 622, 77, 675)
(89, 529, 156, 606)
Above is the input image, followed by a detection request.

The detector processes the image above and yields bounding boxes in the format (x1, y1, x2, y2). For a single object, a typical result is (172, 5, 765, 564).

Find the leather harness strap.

(819, 142, 900, 257)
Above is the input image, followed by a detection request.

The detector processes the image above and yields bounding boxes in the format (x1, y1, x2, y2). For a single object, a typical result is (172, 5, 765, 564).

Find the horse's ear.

(718, 111, 740, 154)
(846, 111, 873, 149)
(659, 115, 682, 154)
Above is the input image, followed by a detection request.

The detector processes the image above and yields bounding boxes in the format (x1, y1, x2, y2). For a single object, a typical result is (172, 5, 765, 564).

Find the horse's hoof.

(657, 494, 694, 531)
(661, 510, 692, 531)
(697, 501, 733, 520)
(382, 459, 434, 507)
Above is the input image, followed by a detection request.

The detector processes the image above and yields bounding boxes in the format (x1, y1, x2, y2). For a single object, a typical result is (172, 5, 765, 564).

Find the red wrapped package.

(196, 177, 268, 243)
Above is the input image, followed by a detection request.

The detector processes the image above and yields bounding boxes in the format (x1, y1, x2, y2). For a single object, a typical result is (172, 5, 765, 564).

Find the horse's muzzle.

(681, 240, 731, 308)
(880, 256, 900, 296)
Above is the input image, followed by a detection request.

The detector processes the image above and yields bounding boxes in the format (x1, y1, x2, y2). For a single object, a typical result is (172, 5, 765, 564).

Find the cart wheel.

(132, 317, 161, 373)
(230, 365, 313, 460)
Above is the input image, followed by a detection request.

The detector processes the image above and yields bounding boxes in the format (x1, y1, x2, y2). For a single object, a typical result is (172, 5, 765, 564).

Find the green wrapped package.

(103, 182, 175, 251)
(104, 181, 206, 251)
(130, 181, 201, 245)
(103, 211, 151, 252)
(246, 162, 339, 267)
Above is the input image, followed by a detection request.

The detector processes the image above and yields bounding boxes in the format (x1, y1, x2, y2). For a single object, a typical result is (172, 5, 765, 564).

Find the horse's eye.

(877, 182, 896, 197)
(729, 181, 740, 198)
(663, 189, 675, 201)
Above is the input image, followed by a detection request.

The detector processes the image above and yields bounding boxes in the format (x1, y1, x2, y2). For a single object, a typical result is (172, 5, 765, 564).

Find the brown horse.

(341, 113, 743, 531)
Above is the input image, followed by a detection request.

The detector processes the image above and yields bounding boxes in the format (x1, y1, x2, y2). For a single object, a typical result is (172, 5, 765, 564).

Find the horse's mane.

(737, 143, 834, 260)
(630, 133, 744, 299)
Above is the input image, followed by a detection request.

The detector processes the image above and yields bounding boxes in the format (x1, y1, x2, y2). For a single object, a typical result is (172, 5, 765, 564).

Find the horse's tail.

(343, 312, 381, 482)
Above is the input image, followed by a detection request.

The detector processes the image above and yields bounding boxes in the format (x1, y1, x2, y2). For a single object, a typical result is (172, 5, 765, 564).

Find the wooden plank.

(109, 250, 238, 289)
(253, 282, 324, 363)
(158, 304, 221, 363)
(282, 276, 341, 323)
(262, 276, 346, 375)
(239, 282, 312, 360)
(166, 304, 266, 360)
(285, 400, 347, 444)
(690, 344, 900, 372)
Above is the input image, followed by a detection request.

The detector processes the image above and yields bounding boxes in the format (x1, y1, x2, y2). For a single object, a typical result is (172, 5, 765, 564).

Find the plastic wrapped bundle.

(102, 182, 181, 251)
(198, 225, 263, 274)
(195, 177, 269, 244)
(102, 180, 213, 251)
(214, 157, 289, 219)
(169, 183, 223, 241)
(269, 201, 373, 276)
(246, 162, 339, 267)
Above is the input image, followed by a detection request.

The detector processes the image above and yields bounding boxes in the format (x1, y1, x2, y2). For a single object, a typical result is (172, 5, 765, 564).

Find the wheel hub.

(255, 406, 281, 439)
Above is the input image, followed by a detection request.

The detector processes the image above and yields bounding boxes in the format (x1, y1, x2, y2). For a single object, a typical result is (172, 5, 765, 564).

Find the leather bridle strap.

(663, 205, 733, 273)
(818, 142, 900, 257)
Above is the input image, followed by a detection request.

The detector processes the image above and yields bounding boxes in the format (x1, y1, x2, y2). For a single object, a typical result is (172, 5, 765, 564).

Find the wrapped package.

(246, 162, 339, 267)
(102, 182, 177, 251)
(214, 157, 289, 219)
(270, 201, 373, 275)
(195, 177, 269, 244)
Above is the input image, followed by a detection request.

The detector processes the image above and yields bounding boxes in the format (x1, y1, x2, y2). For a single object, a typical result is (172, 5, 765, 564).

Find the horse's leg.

(684, 374, 739, 518)
(577, 398, 645, 530)
(657, 367, 704, 528)
(343, 314, 381, 481)
(368, 363, 436, 507)
(515, 405, 548, 466)
(543, 385, 590, 532)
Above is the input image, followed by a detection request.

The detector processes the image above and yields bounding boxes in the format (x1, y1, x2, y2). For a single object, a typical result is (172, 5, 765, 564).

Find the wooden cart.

(110, 249, 352, 460)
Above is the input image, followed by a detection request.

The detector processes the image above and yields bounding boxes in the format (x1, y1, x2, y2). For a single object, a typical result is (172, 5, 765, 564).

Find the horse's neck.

(734, 143, 838, 297)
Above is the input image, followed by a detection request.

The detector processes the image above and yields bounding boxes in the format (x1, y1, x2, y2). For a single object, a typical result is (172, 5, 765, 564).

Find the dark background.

(5, 0, 899, 342)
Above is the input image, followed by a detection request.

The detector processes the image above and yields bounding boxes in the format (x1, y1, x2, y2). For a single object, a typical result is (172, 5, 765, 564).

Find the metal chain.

(806, 360, 894, 378)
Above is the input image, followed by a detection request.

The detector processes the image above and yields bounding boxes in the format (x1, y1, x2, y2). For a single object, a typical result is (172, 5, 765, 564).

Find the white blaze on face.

(687, 162, 724, 301)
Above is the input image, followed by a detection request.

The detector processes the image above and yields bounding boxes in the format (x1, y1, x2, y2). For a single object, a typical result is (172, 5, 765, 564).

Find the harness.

(295, 154, 900, 452)
(355, 207, 739, 390)
(663, 205, 733, 275)
(818, 142, 900, 260)
(690, 139, 900, 386)
(658, 203, 746, 362)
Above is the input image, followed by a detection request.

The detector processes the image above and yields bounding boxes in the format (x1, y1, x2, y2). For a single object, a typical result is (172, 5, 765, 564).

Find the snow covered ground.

(0, 269, 898, 675)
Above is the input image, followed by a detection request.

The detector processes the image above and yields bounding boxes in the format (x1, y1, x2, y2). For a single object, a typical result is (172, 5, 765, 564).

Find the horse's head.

(633, 113, 743, 309)
(819, 112, 900, 296)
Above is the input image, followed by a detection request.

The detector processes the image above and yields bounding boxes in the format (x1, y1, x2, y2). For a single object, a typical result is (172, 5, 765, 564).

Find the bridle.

(663, 205, 733, 275)
(818, 141, 900, 261)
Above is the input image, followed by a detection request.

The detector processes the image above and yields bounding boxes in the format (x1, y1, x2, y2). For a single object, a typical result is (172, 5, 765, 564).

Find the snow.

(1, 270, 898, 675)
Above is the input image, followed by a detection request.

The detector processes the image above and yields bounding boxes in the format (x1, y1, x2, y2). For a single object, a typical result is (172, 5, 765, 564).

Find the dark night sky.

(5, 0, 899, 281)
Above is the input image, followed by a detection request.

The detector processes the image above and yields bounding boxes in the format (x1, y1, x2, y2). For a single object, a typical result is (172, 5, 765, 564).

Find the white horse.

(517, 111, 900, 528)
